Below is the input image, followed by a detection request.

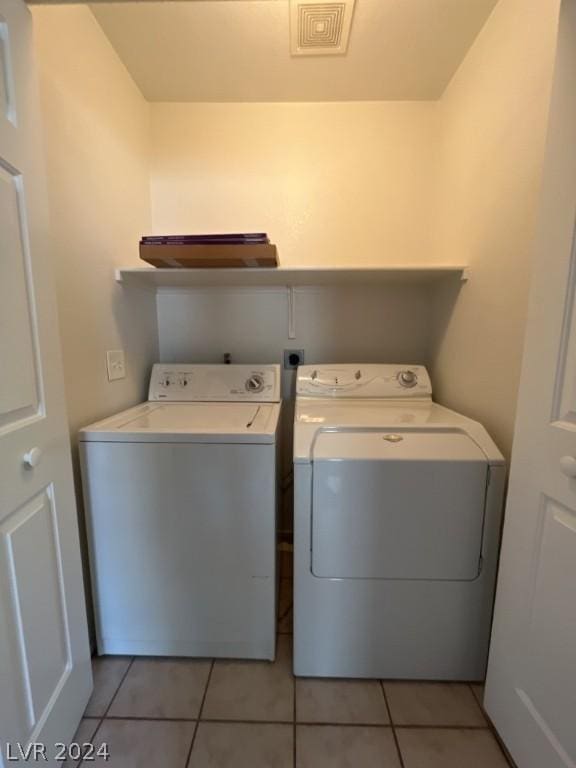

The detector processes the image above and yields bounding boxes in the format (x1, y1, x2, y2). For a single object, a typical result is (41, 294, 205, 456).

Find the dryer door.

(311, 431, 488, 580)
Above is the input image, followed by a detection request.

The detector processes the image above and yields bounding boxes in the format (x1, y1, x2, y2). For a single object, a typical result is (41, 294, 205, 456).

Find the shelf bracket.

(288, 286, 296, 339)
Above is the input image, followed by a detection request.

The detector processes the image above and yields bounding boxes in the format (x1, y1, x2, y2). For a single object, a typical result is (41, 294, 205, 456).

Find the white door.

(0, 0, 92, 764)
(485, 2, 576, 767)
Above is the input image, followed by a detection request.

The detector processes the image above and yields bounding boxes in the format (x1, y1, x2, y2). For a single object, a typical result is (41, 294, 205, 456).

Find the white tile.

(297, 679, 389, 724)
(84, 657, 131, 717)
(384, 682, 486, 726)
(109, 658, 211, 718)
(90, 719, 195, 767)
(397, 728, 510, 768)
(297, 725, 401, 768)
(202, 636, 293, 722)
(189, 722, 293, 768)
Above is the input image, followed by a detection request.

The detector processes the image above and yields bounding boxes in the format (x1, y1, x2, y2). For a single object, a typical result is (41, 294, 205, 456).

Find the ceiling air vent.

(290, 0, 356, 57)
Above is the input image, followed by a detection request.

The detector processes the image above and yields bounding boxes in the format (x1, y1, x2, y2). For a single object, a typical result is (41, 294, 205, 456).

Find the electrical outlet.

(106, 349, 126, 381)
(284, 349, 305, 369)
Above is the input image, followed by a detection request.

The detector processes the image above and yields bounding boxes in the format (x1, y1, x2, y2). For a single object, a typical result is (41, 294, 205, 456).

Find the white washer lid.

(312, 430, 486, 462)
(79, 402, 281, 443)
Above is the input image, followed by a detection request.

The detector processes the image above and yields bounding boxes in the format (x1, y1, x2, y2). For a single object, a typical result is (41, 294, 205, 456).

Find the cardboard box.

(139, 243, 278, 268)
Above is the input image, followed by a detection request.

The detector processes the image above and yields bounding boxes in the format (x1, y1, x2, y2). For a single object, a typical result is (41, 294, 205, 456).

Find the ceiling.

(91, 0, 499, 102)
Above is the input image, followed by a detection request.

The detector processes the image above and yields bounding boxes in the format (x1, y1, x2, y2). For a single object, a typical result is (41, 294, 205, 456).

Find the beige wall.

(32, 5, 158, 639)
(32, 5, 157, 437)
(148, 1, 561, 459)
(32, 0, 561, 469)
(430, 0, 561, 459)
(150, 102, 439, 266)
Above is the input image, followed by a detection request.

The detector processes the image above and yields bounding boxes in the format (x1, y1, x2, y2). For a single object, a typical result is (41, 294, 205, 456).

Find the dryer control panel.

(149, 364, 281, 402)
(296, 364, 432, 398)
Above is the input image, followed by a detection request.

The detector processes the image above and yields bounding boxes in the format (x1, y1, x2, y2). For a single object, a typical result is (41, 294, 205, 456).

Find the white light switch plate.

(106, 349, 126, 381)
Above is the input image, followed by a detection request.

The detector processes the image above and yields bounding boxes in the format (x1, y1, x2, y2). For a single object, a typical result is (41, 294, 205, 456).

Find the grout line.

(381, 678, 486, 684)
(183, 723, 198, 767)
(87, 716, 197, 723)
(491, 731, 517, 768)
(78, 657, 134, 767)
(92, 715, 493, 729)
(104, 715, 198, 722)
(185, 659, 215, 766)
(278, 604, 293, 622)
(393, 724, 491, 730)
(200, 717, 296, 726)
(198, 660, 215, 721)
(468, 682, 488, 721)
(73, 717, 102, 768)
(293, 666, 297, 768)
(380, 681, 406, 768)
(467, 682, 515, 766)
(97, 716, 449, 727)
(295, 721, 396, 729)
(277, 577, 293, 636)
(192, 717, 396, 730)
(467, 683, 493, 736)
(467, 684, 517, 768)
(102, 657, 135, 718)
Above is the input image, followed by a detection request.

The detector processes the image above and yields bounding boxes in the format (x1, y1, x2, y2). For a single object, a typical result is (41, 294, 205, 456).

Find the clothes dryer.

(293, 364, 505, 679)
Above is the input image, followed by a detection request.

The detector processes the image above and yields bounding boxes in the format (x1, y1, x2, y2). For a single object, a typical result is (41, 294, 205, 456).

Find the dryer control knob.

(245, 374, 265, 393)
(398, 370, 418, 388)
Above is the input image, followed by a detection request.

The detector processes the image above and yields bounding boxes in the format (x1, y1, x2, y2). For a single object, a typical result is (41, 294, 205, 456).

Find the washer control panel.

(297, 364, 432, 398)
(149, 364, 281, 402)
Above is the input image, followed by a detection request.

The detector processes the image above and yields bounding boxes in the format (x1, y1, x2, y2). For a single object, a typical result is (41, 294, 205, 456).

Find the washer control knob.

(398, 369, 418, 388)
(245, 374, 265, 393)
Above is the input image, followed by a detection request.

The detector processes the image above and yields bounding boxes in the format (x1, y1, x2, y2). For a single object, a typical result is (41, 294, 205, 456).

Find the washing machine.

(293, 363, 505, 680)
(80, 363, 281, 660)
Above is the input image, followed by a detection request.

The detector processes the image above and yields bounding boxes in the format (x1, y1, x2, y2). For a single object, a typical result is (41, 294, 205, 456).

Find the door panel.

(7, 489, 71, 722)
(551, 239, 576, 427)
(0, 0, 91, 763)
(0, 17, 15, 124)
(519, 497, 576, 761)
(0, 163, 41, 430)
(485, 2, 576, 766)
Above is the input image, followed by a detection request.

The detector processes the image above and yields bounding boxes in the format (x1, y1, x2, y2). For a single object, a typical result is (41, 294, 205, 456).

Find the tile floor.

(71, 575, 512, 768)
